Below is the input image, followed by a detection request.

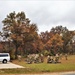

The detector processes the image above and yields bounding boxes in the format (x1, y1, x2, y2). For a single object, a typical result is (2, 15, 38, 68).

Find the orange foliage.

(46, 33, 63, 53)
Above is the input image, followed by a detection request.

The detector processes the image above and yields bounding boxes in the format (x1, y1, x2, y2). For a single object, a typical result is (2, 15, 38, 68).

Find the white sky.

(0, 0, 75, 33)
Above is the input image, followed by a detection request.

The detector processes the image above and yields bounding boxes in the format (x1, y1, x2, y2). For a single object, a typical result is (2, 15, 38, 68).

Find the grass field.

(0, 55, 75, 74)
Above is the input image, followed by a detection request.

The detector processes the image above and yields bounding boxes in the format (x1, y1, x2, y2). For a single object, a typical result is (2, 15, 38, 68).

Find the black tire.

(2, 59, 7, 63)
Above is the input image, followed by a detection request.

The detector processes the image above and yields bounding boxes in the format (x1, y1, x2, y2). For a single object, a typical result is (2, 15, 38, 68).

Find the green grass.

(0, 55, 75, 74)
(21, 63, 75, 72)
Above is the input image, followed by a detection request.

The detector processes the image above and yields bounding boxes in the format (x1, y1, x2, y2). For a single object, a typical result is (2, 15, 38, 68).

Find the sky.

(0, 0, 75, 33)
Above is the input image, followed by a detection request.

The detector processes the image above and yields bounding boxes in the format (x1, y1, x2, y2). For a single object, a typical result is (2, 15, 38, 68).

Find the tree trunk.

(15, 44, 18, 59)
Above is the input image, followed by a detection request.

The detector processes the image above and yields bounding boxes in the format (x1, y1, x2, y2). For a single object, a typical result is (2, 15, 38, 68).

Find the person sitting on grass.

(55, 54, 59, 63)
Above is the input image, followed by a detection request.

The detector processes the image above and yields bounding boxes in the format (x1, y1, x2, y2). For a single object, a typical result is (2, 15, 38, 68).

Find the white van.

(0, 53, 10, 63)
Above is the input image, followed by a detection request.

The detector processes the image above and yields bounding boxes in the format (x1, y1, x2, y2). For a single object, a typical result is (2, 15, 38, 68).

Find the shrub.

(43, 50, 50, 56)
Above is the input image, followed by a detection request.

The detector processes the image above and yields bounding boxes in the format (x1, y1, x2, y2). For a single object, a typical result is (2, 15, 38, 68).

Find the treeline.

(0, 11, 75, 59)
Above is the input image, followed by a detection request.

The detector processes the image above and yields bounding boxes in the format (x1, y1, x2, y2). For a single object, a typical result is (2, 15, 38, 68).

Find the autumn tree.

(20, 23, 38, 55)
(32, 35, 44, 53)
(50, 25, 68, 35)
(40, 31, 50, 44)
(45, 33, 63, 55)
(50, 26, 74, 53)
(2, 11, 38, 59)
(62, 31, 74, 53)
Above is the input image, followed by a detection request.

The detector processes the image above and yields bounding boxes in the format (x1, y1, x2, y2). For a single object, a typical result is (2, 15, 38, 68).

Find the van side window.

(0, 54, 8, 57)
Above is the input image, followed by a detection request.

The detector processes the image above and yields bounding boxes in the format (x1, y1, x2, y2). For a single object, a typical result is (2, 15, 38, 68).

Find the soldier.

(18, 55, 21, 62)
(55, 54, 59, 63)
(51, 56, 54, 63)
(40, 54, 44, 63)
(65, 54, 68, 60)
(47, 55, 51, 63)
(34, 54, 39, 63)
(59, 53, 62, 60)
(27, 54, 33, 64)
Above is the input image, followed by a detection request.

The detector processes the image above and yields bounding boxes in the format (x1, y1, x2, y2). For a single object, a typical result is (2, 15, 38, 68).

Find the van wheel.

(2, 59, 7, 63)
